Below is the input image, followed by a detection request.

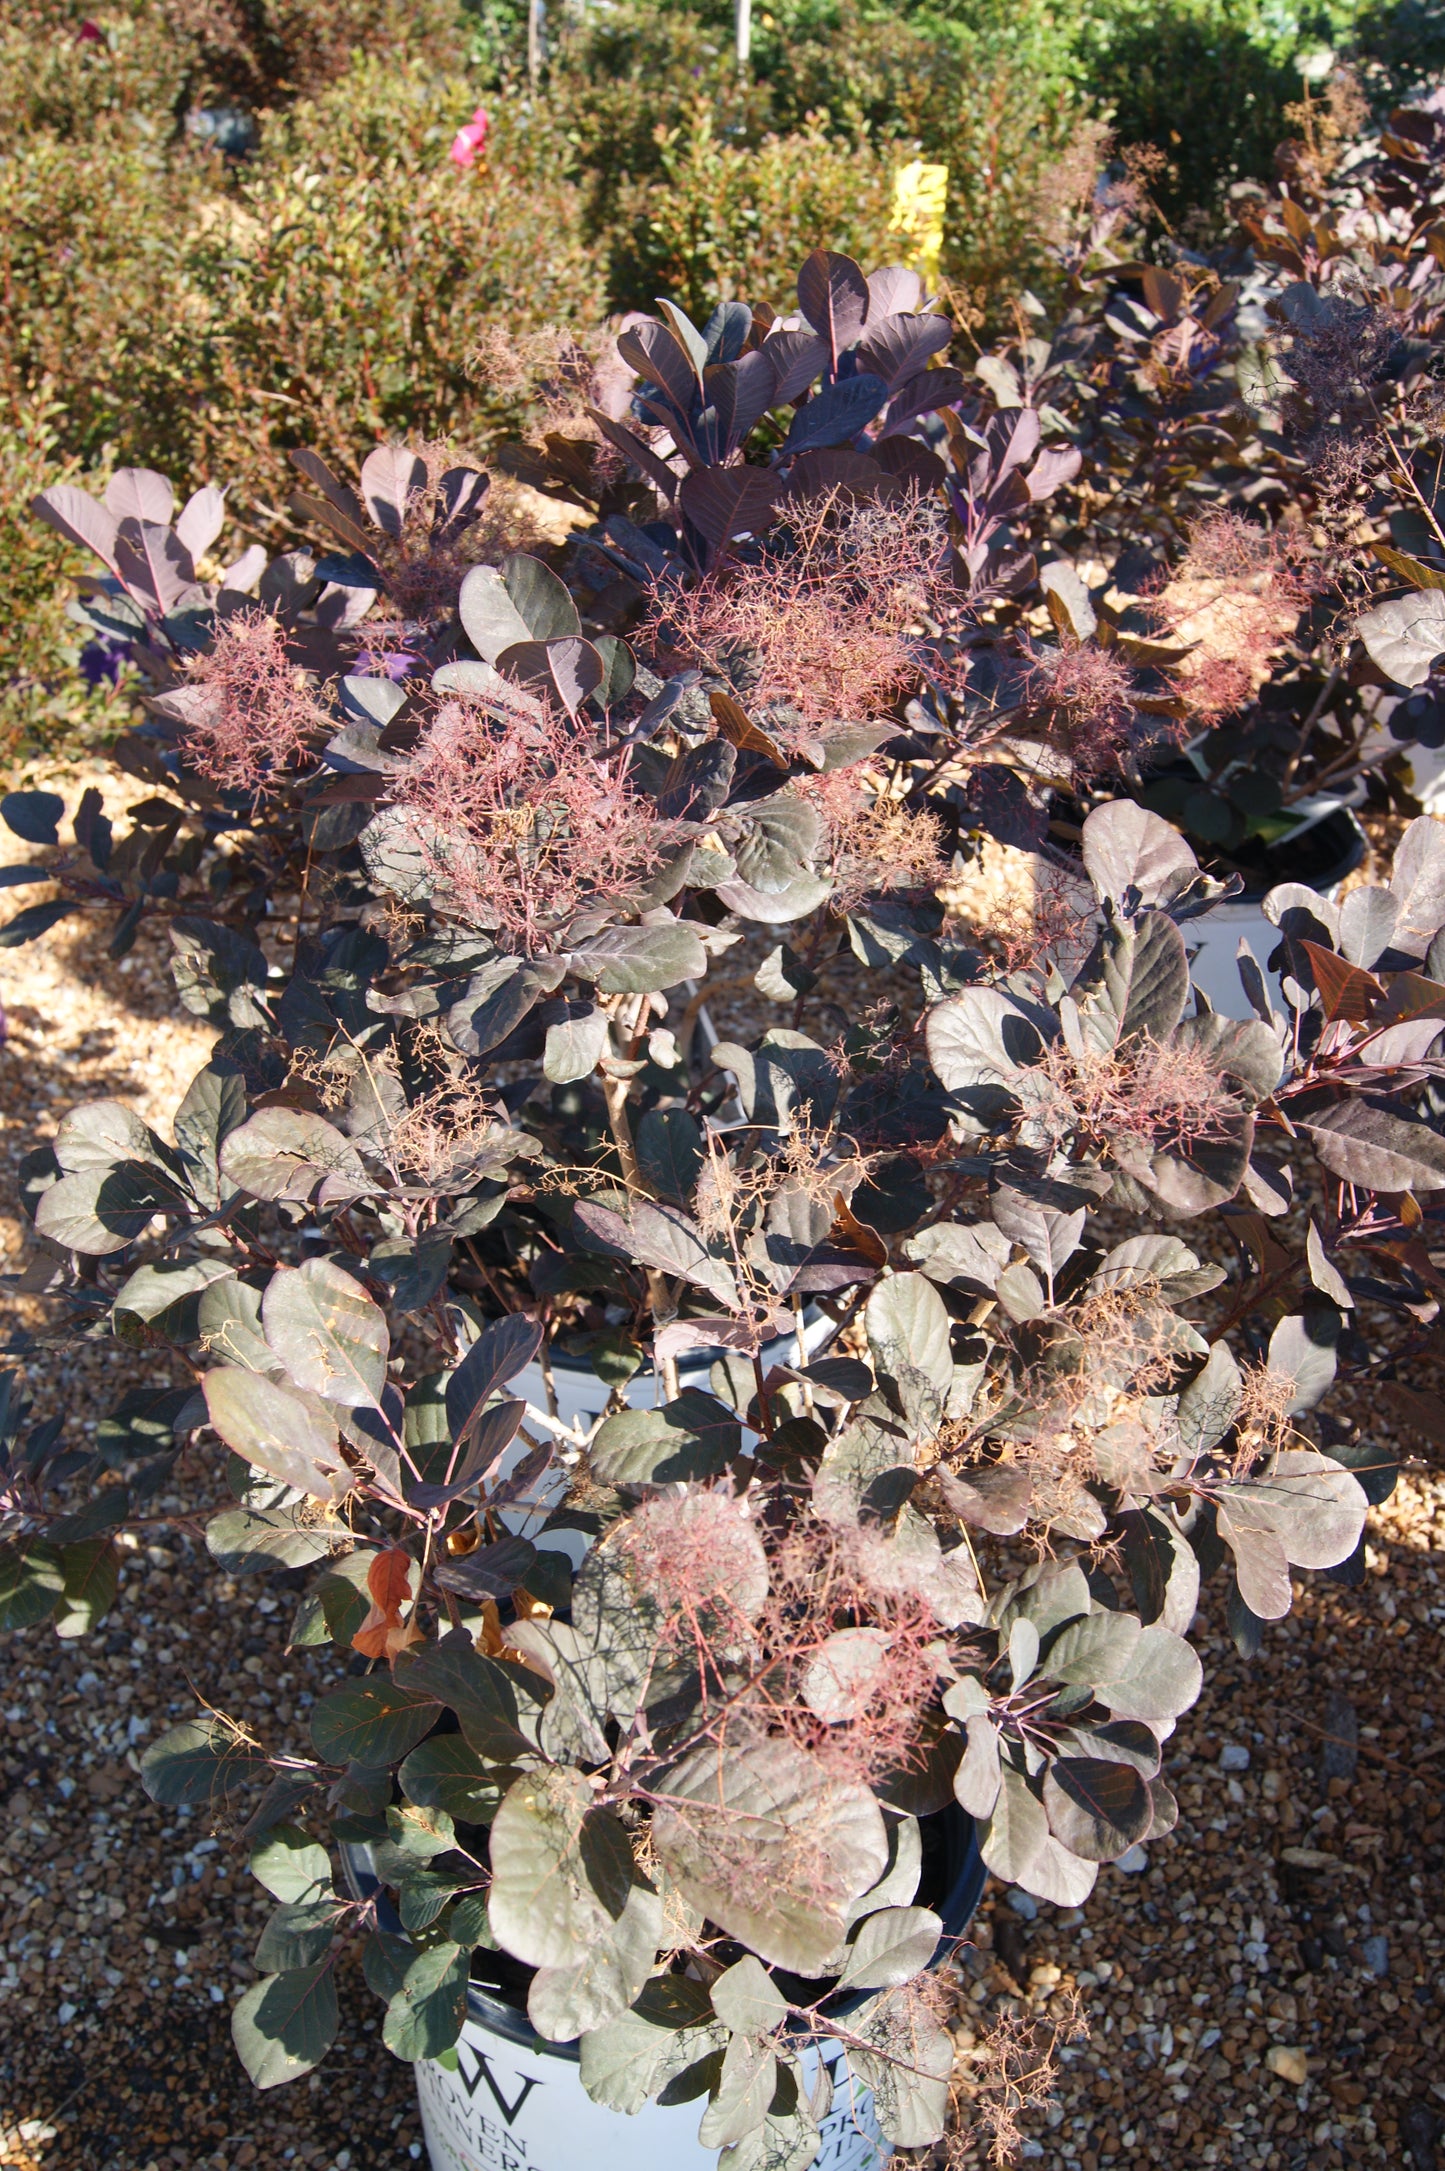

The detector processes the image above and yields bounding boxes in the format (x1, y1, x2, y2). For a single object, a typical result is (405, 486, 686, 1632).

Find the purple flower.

(356, 650, 421, 682)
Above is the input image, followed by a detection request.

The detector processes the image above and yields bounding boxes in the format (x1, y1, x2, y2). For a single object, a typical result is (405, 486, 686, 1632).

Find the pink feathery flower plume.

(449, 106, 490, 171)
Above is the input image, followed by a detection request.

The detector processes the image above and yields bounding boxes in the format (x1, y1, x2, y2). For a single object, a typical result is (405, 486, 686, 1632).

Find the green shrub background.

(3, 0, 1441, 757)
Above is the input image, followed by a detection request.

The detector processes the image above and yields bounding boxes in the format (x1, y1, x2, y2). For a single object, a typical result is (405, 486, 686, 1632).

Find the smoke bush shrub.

(5, 238, 1441, 2162)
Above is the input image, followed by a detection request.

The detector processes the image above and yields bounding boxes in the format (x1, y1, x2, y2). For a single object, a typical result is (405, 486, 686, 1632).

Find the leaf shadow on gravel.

(0, 1961, 420, 2171)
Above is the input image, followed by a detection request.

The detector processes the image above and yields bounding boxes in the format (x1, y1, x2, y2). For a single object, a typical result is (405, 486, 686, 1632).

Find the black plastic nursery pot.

(1209, 801, 1367, 902)
(342, 1802, 985, 2171)
(1124, 756, 1368, 903)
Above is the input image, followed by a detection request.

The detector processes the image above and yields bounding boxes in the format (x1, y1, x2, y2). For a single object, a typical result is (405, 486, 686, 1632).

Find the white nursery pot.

(1180, 899, 1283, 1020)
(343, 1811, 985, 2171)
(492, 1310, 839, 1543)
(1404, 740, 1445, 816)
(1179, 801, 1368, 1021)
(415, 2011, 889, 2171)
(513, 1308, 837, 1432)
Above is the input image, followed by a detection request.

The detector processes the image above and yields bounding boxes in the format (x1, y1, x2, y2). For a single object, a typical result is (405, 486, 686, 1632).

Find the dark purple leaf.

(288, 449, 367, 529)
(495, 635, 604, 717)
(705, 349, 779, 456)
(617, 320, 700, 410)
(1042, 1756, 1152, 1861)
(31, 484, 120, 573)
(988, 409, 1043, 486)
(574, 1199, 740, 1308)
(360, 447, 427, 539)
(866, 266, 924, 318)
(585, 406, 679, 501)
(856, 313, 953, 392)
(2, 791, 64, 846)
(0, 901, 80, 947)
(114, 519, 195, 614)
(433, 1535, 540, 1602)
(760, 327, 828, 403)
(445, 1316, 544, 1446)
(175, 486, 227, 563)
(796, 250, 870, 365)
(781, 376, 889, 455)
(1027, 445, 1083, 502)
(1298, 1097, 1445, 1192)
(785, 449, 891, 505)
(105, 467, 175, 525)
(878, 367, 967, 437)
(872, 437, 946, 492)
(678, 467, 783, 550)
(436, 466, 490, 538)
(406, 1397, 526, 1507)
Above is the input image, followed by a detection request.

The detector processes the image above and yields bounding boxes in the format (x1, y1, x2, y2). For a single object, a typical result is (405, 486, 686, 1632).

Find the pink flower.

(449, 107, 489, 171)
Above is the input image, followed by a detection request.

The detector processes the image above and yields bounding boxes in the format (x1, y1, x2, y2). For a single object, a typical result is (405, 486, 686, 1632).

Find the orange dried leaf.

(831, 1190, 889, 1267)
(352, 1546, 421, 1661)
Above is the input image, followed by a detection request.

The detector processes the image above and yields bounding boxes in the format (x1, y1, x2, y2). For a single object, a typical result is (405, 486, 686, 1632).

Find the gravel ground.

(1, 761, 1442, 2171)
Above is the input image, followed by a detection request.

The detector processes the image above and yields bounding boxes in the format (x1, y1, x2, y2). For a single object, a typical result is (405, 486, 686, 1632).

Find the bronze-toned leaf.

(709, 689, 788, 768)
(1371, 542, 1445, 593)
(1298, 940, 1383, 1023)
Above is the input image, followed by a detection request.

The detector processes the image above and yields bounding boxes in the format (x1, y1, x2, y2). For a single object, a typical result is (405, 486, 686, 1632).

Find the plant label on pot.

(416, 2022, 889, 2171)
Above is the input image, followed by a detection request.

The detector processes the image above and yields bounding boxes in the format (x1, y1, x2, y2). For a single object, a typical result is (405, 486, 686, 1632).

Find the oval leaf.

(262, 1258, 389, 1410)
(203, 1370, 345, 1500)
(232, 1963, 339, 2091)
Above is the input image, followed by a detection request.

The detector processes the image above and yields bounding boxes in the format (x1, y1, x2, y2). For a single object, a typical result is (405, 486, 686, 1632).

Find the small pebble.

(1219, 1743, 1251, 1772)
(1114, 1844, 1149, 1873)
(1362, 1934, 1390, 1977)
(1007, 1890, 1039, 1920)
(1266, 2045, 1309, 2085)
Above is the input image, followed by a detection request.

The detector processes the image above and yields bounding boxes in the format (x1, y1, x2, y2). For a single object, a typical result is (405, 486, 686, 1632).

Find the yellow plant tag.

(889, 160, 949, 287)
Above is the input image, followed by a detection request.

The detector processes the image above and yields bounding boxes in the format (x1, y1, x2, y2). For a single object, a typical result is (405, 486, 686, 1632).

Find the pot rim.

(528, 1303, 834, 1383)
(340, 1801, 984, 2063)
(1197, 805, 1367, 905)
